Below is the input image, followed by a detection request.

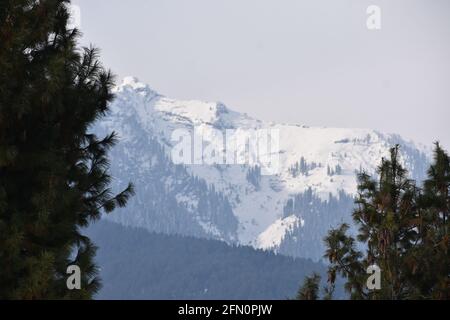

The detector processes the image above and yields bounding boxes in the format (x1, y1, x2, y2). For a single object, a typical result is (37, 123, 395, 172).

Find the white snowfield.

(257, 215, 304, 250)
(104, 77, 430, 251)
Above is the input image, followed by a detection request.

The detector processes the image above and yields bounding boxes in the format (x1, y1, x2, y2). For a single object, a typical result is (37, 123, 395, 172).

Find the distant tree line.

(289, 157, 322, 177)
(86, 220, 341, 300)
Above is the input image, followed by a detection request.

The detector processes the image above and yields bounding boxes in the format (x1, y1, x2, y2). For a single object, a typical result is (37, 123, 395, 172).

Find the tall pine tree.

(0, 0, 134, 299)
(298, 144, 449, 300)
(413, 143, 449, 299)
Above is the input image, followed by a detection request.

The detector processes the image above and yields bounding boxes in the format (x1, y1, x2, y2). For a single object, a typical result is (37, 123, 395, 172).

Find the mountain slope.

(96, 77, 429, 260)
(86, 220, 342, 299)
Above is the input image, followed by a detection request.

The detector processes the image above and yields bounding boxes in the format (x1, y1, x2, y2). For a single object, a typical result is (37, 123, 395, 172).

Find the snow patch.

(256, 215, 303, 250)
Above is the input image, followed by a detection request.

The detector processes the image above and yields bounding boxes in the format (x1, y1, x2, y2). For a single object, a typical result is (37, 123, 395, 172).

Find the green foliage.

(296, 273, 321, 300)
(413, 143, 449, 299)
(0, 0, 134, 299)
(299, 144, 449, 300)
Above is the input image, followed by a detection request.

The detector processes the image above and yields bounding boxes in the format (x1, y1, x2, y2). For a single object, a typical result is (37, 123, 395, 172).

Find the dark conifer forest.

(86, 220, 341, 300)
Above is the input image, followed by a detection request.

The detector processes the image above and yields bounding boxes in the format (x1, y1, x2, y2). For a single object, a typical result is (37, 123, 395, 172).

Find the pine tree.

(413, 143, 449, 299)
(298, 144, 449, 300)
(0, 0, 134, 299)
(296, 273, 321, 300)
(320, 146, 419, 299)
(346, 145, 419, 299)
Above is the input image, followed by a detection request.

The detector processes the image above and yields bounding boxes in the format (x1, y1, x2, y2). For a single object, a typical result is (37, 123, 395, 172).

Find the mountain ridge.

(95, 77, 430, 260)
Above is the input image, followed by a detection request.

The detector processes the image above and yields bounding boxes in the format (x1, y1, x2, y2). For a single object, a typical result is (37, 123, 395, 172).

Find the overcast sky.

(73, 0, 450, 149)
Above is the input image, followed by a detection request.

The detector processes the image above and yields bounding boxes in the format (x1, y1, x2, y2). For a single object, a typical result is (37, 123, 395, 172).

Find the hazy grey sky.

(74, 0, 450, 149)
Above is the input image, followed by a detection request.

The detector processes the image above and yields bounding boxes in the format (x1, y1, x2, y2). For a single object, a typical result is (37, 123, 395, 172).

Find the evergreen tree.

(0, 0, 134, 299)
(296, 273, 321, 300)
(341, 145, 419, 299)
(298, 144, 449, 300)
(413, 143, 449, 299)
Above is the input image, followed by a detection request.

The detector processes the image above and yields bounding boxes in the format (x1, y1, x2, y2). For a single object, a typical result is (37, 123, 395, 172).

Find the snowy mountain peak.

(99, 77, 431, 260)
(121, 76, 146, 89)
(116, 76, 160, 99)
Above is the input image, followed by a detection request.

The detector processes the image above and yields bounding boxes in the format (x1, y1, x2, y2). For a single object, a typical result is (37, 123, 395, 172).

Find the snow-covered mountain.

(96, 77, 429, 261)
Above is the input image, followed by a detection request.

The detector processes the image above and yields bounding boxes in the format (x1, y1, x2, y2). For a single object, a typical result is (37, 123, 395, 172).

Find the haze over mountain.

(96, 77, 429, 261)
(74, 0, 450, 149)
